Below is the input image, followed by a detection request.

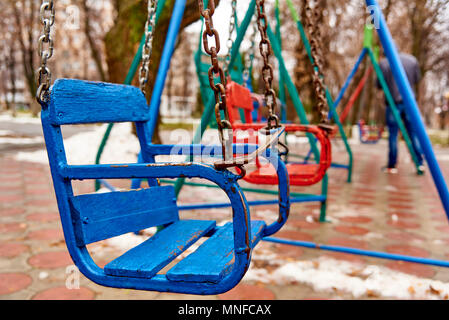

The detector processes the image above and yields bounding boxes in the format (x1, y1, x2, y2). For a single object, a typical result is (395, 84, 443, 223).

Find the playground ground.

(1, 116, 449, 300)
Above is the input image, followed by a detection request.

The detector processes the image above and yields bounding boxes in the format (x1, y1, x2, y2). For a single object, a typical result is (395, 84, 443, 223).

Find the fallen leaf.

(408, 286, 416, 295)
(366, 290, 379, 297)
(428, 285, 441, 296)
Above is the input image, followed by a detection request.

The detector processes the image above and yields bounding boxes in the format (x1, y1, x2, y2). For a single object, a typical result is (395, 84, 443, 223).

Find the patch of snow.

(245, 256, 449, 300)
(217, 220, 232, 227)
(244, 267, 272, 283)
(104, 227, 157, 253)
(0, 129, 15, 136)
(286, 134, 309, 145)
(0, 136, 44, 144)
(362, 232, 384, 240)
(385, 185, 398, 192)
(254, 209, 278, 221)
(330, 205, 366, 218)
(0, 114, 42, 124)
(15, 123, 140, 165)
(437, 154, 449, 162)
(305, 215, 315, 223)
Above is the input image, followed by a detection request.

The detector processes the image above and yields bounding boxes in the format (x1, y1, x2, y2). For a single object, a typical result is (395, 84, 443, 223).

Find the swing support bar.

(365, 0, 449, 216)
(263, 237, 449, 268)
(172, 0, 329, 222)
(332, 46, 423, 173)
(261, 0, 449, 266)
(95, 0, 449, 269)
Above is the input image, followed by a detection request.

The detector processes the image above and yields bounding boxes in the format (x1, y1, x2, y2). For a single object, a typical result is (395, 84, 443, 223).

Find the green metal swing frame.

(93, 0, 353, 222)
(170, 0, 334, 222)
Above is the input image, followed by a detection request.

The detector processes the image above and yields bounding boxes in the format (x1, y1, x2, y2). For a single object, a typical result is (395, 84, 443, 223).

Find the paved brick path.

(1, 139, 449, 300)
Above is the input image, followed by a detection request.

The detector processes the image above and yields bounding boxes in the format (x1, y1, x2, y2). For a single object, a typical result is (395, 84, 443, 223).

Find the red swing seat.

(226, 81, 332, 186)
(358, 119, 384, 142)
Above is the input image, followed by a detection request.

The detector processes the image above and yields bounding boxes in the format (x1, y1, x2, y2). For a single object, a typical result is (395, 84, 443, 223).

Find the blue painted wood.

(166, 220, 266, 283)
(69, 186, 178, 245)
(40, 73, 262, 293)
(104, 220, 216, 278)
(49, 79, 150, 125)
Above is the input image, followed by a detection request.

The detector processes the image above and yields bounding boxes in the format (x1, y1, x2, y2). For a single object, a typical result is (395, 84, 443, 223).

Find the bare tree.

(104, 0, 218, 143)
(77, 0, 108, 81)
(0, 2, 17, 114)
(8, 0, 40, 116)
(5, 47, 18, 116)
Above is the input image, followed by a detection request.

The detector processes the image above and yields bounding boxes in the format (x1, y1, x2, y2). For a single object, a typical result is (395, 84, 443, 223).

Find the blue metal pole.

(148, 0, 187, 139)
(333, 48, 368, 110)
(366, 0, 449, 217)
(263, 237, 449, 268)
(98, 179, 116, 192)
(177, 195, 326, 211)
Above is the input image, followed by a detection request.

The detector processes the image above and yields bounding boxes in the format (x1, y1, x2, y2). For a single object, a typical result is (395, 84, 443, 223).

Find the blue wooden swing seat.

(40, 79, 290, 295)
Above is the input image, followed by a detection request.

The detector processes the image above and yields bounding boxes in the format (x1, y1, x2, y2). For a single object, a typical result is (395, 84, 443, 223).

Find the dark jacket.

(377, 53, 421, 105)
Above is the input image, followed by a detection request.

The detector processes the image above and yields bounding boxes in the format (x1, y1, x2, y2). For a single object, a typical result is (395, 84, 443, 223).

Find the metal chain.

(304, 0, 329, 124)
(223, 0, 237, 77)
(36, 0, 55, 104)
(198, 0, 233, 163)
(139, 0, 158, 96)
(255, 0, 279, 129)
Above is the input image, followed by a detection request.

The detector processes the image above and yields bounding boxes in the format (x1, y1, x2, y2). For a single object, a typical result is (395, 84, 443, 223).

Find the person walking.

(377, 52, 425, 174)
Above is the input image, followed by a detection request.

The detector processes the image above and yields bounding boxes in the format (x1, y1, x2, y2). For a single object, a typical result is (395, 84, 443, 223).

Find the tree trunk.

(167, 68, 173, 115)
(104, 0, 211, 143)
(79, 0, 107, 81)
(9, 0, 39, 116)
(6, 48, 17, 116)
(292, 0, 316, 123)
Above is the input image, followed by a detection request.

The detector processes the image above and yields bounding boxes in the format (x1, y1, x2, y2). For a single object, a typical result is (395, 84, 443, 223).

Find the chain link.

(36, 0, 55, 104)
(198, 0, 234, 163)
(139, 0, 158, 95)
(255, 0, 279, 129)
(304, 0, 329, 124)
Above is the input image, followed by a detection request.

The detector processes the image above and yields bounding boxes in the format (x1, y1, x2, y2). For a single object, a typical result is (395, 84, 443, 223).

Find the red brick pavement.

(1, 139, 449, 300)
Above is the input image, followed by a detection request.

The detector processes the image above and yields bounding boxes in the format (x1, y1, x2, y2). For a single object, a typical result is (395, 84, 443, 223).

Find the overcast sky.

(186, 1, 265, 54)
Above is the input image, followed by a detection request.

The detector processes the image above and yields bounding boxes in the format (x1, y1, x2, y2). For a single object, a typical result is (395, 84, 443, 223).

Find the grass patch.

(160, 122, 198, 131)
(428, 130, 449, 147)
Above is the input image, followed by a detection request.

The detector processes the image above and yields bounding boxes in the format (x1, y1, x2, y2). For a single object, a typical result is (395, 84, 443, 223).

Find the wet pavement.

(1, 126, 449, 300)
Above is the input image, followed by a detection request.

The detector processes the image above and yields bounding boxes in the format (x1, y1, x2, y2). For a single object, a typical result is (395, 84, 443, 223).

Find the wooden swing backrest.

(43, 79, 179, 246)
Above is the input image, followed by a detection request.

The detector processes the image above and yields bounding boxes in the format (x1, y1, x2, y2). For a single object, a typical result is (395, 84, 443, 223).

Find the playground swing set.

(336, 27, 384, 145)
(162, 0, 339, 224)
(332, 26, 424, 175)
(36, 0, 449, 295)
(211, 0, 334, 188)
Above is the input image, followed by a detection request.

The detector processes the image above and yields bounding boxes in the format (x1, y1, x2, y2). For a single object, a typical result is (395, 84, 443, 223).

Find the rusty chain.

(198, 0, 237, 166)
(139, 0, 158, 96)
(255, 0, 279, 130)
(304, 0, 330, 125)
(36, 0, 55, 104)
